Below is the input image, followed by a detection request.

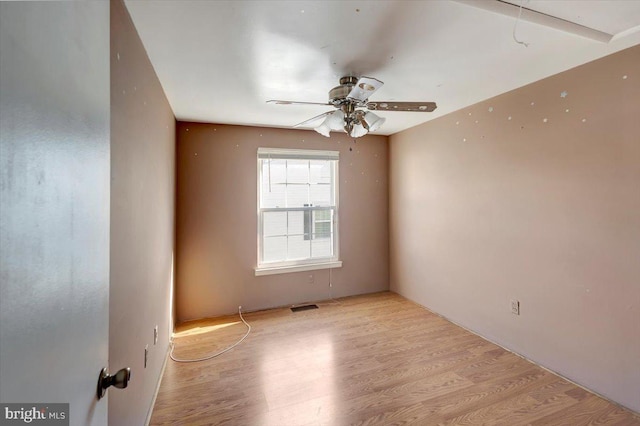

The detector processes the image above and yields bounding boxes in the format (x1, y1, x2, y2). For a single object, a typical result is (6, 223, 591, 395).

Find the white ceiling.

(124, 0, 640, 135)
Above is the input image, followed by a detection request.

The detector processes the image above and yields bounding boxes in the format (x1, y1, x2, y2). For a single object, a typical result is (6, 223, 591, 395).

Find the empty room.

(1, 1, 639, 425)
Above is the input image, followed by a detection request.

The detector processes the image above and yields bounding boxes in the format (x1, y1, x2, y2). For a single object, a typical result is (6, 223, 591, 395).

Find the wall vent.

(291, 304, 319, 312)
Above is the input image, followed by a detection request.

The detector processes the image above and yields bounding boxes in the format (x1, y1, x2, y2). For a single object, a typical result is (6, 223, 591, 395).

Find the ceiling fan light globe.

(325, 110, 345, 131)
(350, 123, 368, 138)
(364, 112, 385, 132)
(314, 123, 331, 137)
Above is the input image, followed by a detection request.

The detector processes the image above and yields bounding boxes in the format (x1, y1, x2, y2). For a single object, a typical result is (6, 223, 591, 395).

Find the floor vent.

(291, 304, 319, 312)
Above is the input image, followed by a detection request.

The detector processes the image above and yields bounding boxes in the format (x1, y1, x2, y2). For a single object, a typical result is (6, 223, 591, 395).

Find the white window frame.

(255, 148, 342, 276)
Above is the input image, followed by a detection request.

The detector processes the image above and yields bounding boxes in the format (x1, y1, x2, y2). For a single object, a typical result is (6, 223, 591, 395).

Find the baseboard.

(145, 343, 170, 426)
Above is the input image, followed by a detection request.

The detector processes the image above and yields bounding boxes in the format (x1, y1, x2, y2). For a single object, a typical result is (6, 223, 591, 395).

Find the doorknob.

(97, 367, 131, 400)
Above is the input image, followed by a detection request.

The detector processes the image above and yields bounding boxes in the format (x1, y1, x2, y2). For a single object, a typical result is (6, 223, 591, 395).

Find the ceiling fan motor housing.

(329, 86, 351, 105)
(329, 76, 360, 105)
(328, 76, 377, 131)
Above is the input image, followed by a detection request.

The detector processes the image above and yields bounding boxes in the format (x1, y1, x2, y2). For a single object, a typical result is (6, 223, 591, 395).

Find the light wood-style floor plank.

(150, 292, 640, 425)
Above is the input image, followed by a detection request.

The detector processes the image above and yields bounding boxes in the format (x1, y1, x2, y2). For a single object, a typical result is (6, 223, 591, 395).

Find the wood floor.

(150, 292, 640, 425)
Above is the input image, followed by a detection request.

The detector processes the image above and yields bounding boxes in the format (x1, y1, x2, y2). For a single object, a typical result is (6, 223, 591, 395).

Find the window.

(256, 148, 341, 274)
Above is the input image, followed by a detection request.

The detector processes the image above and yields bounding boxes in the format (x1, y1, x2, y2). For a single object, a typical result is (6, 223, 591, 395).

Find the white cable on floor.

(170, 306, 251, 363)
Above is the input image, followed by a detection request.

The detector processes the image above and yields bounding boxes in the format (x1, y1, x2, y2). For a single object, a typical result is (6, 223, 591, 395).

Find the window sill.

(255, 261, 342, 276)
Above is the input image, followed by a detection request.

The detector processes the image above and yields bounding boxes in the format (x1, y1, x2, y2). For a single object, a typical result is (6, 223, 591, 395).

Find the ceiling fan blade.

(293, 111, 335, 128)
(267, 100, 332, 107)
(367, 101, 437, 112)
(347, 76, 384, 102)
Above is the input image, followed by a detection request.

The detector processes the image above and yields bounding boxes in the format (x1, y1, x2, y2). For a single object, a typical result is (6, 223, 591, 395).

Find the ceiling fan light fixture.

(363, 111, 385, 132)
(325, 110, 345, 130)
(314, 122, 331, 137)
(349, 122, 368, 138)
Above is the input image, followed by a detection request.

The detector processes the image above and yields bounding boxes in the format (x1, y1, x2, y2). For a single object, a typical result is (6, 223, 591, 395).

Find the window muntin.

(258, 148, 339, 269)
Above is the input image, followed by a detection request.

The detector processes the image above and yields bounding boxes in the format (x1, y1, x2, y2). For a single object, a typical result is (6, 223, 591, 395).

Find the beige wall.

(389, 45, 640, 412)
(176, 123, 388, 320)
(110, 1, 176, 424)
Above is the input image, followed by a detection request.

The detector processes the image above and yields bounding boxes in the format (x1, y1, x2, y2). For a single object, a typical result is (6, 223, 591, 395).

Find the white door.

(0, 2, 111, 425)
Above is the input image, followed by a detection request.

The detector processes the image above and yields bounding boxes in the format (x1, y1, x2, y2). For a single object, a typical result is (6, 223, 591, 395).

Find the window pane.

(309, 160, 331, 184)
(288, 210, 305, 236)
(263, 211, 287, 237)
(314, 210, 331, 239)
(286, 184, 308, 207)
(309, 183, 331, 206)
(315, 210, 330, 220)
(262, 159, 286, 184)
(303, 209, 311, 241)
(263, 236, 286, 263)
(287, 235, 310, 260)
(311, 237, 332, 258)
(314, 221, 331, 239)
(286, 160, 309, 184)
(262, 182, 286, 208)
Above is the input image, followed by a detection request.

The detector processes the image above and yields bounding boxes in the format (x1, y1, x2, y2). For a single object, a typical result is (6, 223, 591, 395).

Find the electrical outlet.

(511, 300, 520, 315)
(154, 325, 158, 345)
(308, 274, 314, 284)
(144, 345, 149, 368)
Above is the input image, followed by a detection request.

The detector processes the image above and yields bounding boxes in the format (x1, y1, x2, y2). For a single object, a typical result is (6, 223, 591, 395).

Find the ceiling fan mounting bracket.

(339, 76, 358, 86)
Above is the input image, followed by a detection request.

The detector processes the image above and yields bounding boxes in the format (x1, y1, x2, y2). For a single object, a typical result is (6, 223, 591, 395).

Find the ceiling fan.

(267, 76, 437, 138)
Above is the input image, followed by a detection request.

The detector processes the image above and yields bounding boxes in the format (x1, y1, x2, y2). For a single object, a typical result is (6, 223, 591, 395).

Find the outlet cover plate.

(511, 300, 520, 315)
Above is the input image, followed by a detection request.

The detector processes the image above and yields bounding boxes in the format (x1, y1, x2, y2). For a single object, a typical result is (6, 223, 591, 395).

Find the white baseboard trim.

(145, 343, 170, 426)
